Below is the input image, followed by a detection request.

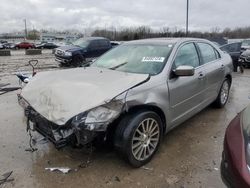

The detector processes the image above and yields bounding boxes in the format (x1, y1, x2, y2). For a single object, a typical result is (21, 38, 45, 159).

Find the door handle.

(198, 72, 205, 80)
(220, 64, 225, 70)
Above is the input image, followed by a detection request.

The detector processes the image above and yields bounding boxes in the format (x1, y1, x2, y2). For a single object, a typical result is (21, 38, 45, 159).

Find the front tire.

(114, 111, 163, 167)
(213, 79, 230, 108)
(72, 55, 85, 67)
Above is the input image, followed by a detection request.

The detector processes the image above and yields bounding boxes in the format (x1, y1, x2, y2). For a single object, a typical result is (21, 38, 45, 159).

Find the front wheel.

(114, 111, 163, 167)
(213, 79, 230, 108)
(72, 55, 85, 67)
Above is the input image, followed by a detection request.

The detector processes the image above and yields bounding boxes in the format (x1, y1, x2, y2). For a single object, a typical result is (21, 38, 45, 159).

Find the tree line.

(91, 26, 250, 41)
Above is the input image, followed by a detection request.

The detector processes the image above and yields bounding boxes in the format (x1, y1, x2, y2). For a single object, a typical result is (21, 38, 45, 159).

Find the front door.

(167, 42, 206, 127)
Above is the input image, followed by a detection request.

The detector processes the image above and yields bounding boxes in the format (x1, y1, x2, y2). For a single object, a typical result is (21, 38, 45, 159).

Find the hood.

(58, 45, 83, 52)
(21, 67, 148, 125)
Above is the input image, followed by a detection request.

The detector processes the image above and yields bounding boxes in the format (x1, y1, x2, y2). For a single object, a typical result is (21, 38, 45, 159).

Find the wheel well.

(105, 104, 167, 145)
(225, 74, 232, 85)
(126, 105, 167, 132)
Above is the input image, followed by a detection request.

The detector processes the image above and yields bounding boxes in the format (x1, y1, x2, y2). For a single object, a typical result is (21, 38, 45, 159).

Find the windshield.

(91, 43, 174, 75)
(72, 38, 89, 48)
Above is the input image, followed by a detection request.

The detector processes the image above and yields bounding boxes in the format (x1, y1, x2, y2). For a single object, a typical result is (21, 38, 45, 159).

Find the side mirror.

(173, 65, 195, 76)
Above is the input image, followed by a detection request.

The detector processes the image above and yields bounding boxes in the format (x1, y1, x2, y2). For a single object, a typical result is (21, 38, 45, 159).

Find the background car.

(221, 104, 250, 187)
(55, 37, 112, 67)
(19, 38, 232, 167)
(239, 49, 250, 68)
(241, 39, 250, 51)
(0, 43, 3, 49)
(36, 42, 59, 49)
(220, 42, 242, 72)
(3, 42, 15, 49)
(15, 41, 35, 49)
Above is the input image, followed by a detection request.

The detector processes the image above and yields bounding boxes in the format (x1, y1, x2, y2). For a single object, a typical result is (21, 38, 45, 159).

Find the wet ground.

(1, 50, 250, 188)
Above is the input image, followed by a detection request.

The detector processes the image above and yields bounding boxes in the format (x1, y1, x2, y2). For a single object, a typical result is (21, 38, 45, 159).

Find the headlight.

(64, 51, 72, 56)
(72, 100, 123, 131)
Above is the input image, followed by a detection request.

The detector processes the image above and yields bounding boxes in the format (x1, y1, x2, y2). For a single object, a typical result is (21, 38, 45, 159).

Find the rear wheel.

(114, 111, 163, 167)
(213, 79, 230, 108)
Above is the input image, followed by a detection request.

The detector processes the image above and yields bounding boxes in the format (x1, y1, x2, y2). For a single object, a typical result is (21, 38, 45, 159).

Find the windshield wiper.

(110, 62, 128, 70)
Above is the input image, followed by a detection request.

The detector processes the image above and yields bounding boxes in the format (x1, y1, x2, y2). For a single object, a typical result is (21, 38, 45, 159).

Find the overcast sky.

(0, 0, 249, 33)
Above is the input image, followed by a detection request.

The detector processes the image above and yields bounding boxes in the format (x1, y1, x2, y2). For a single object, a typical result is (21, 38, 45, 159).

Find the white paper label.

(142, 57, 165, 62)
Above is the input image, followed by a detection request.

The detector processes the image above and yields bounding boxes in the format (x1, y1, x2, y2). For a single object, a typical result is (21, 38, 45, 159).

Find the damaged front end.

(18, 95, 124, 149)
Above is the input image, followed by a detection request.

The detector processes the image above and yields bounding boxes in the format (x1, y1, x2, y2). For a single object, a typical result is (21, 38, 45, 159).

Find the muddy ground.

(1, 50, 250, 188)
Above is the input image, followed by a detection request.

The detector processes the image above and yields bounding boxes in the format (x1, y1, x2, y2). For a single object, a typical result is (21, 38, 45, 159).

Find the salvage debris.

(140, 166, 154, 171)
(78, 144, 93, 169)
(0, 171, 14, 186)
(45, 167, 71, 174)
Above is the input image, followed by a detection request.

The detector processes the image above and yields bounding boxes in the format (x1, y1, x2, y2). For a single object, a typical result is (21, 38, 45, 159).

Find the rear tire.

(213, 79, 230, 108)
(114, 111, 163, 167)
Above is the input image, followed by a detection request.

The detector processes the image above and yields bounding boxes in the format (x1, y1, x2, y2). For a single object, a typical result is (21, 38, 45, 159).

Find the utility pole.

(186, 0, 189, 37)
(24, 19, 27, 39)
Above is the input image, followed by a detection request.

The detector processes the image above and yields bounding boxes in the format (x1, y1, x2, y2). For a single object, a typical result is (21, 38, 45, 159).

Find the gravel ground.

(1, 50, 250, 188)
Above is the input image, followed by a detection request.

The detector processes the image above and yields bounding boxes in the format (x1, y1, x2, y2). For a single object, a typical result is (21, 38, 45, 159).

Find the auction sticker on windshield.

(142, 57, 165, 62)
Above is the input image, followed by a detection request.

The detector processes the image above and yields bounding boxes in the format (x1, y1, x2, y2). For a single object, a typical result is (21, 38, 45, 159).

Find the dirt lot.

(1, 50, 250, 188)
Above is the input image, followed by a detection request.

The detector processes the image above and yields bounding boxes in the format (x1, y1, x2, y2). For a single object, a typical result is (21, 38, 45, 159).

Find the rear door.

(168, 42, 206, 126)
(87, 40, 100, 58)
(196, 42, 224, 101)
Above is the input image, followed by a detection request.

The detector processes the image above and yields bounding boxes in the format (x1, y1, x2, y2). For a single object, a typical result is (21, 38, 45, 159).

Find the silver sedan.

(18, 38, 233, 167)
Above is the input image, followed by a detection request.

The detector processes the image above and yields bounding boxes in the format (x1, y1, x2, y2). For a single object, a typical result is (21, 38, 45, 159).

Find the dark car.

(36, 42, 59, 49)
(239, 49, 250, 68)
(55, 37, 112, 67)
(220, 42, 242, 72)
(221, 105, 250, 187)
(15, 42, 35, 49)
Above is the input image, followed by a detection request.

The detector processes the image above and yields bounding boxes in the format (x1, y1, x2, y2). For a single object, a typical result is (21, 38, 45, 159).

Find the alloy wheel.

(220, 81, 229, 105)
(131, 118, 160, 161)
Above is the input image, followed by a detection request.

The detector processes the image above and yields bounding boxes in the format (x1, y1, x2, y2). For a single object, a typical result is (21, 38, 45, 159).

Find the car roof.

(84, 37, 108, 41)
(125, 38, 210, 45)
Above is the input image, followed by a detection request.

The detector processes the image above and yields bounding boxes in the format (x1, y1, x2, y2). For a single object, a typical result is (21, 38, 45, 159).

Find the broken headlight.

(71, 100, 123, 131)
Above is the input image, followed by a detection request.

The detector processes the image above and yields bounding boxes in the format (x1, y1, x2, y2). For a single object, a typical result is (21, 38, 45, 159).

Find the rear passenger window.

(197, 43, 217, 64)
(89, 41, 100, 50)
(98, 40, 110, 49)
(174, 43, 199, 68)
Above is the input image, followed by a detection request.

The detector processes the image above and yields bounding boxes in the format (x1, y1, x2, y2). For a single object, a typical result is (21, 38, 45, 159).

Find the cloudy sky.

(0, 0, 249, 33)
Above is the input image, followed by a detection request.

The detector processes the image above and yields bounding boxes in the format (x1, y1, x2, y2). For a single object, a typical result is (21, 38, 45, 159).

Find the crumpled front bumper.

(18, 96, 99, 149)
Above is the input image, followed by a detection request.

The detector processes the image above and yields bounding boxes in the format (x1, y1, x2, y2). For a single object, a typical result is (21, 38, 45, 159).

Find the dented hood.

(21, 67, 148, 125)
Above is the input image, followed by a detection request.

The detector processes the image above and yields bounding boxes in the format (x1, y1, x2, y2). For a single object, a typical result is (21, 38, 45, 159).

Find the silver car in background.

(18, 38, 233, 167)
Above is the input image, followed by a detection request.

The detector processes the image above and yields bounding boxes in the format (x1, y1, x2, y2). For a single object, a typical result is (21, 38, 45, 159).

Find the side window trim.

(194, 42, 203, 66)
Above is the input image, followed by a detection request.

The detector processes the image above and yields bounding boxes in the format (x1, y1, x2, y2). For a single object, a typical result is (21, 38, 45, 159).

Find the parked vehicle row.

(0, 41, 60, 50)
(18, 38, 233, 167)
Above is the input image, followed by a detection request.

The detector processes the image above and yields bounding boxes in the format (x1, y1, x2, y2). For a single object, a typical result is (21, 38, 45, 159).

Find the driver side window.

(173, 43, 199, 68)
